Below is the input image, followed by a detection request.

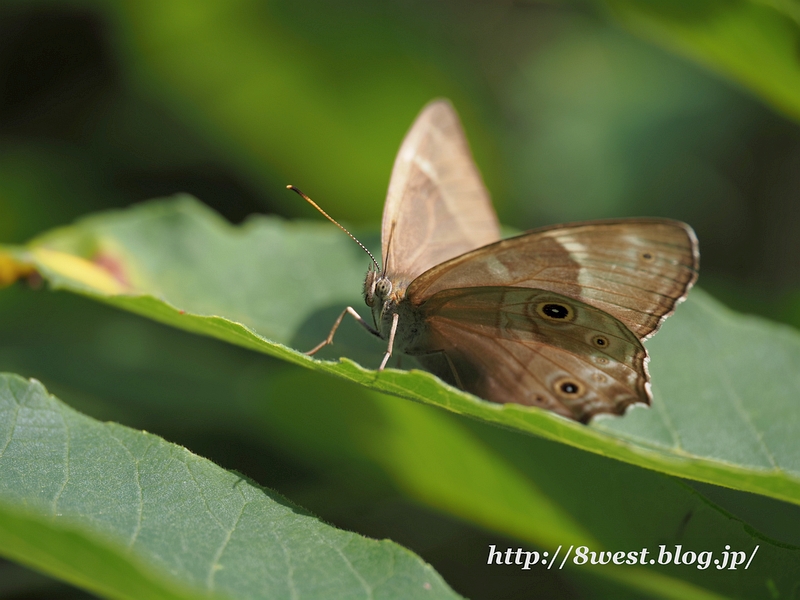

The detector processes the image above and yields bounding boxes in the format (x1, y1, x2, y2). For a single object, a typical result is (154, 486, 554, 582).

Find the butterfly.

(292, 99, 699, 423)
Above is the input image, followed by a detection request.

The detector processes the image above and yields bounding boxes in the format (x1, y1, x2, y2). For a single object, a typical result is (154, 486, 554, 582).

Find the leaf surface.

(7, 197, 800, 507)
(0, 373, 460, 600)
(2, 288, 799, 599)
(598, 0, 800, 122)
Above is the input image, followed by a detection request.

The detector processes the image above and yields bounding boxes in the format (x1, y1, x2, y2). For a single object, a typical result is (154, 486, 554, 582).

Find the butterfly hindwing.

(403, 287, 650, 422)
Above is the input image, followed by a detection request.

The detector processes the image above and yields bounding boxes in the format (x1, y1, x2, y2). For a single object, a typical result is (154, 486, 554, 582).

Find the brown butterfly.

(292, 99, 699, 423)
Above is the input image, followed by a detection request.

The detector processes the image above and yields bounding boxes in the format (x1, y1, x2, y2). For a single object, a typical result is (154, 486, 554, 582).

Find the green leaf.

(257, 378, 800, 599)
(7, 196, 800, 508)
(596, 0, 800, 122)
(0, 373, 461, 600)
(3, 286, 799, 599)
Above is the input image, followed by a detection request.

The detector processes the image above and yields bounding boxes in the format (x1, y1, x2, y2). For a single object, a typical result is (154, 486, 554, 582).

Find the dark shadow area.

(0, 4, 275, 242)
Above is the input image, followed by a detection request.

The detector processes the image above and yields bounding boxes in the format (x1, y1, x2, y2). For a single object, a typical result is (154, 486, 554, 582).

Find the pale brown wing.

(407, 219, 699, 340)
(381, 99, 501, 286)
(404, 287, 649, 422)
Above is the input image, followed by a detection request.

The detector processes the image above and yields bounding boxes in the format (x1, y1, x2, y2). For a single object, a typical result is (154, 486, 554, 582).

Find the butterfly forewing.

(405, 287, 649, 422)
(406, 219, 698, 340)
(381, 100, 501, 286)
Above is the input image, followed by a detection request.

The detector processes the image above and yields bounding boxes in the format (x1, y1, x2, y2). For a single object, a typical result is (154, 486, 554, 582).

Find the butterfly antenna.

(287, 185, 380, 271)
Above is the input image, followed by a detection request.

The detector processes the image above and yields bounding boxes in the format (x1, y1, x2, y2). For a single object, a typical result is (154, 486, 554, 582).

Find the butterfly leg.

(442, 353, 465, 390)
(378, 312, 399, 371)
(306, 306, 380, 356)
(413, 349, 465, 390)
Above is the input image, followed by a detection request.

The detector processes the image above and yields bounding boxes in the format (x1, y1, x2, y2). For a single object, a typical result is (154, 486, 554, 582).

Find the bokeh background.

(1, 1, 799, 598)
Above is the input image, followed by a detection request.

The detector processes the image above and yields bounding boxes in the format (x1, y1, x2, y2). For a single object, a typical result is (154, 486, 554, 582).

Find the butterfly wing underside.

(408, 287, 650, 422)
(407, 219, 699, 340)
(381, 100, 501, 286)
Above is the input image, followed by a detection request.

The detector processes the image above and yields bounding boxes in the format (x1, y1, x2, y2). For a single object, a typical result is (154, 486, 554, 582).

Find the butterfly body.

(307, 99, 699, 423)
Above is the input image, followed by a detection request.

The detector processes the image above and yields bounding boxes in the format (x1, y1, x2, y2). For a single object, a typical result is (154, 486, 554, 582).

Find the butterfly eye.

(376, 279, 393, 296)
(552, 377, 585, 398)
(535, 301, 575, 322)
(591, 335, 610, 348)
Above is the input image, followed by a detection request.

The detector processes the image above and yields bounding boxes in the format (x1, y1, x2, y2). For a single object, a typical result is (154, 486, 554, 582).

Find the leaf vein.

(206, 492, 247, 590)
(106, 429, 146, 549)
(50, 410, 70, 516)
(0, 378, 24, 460)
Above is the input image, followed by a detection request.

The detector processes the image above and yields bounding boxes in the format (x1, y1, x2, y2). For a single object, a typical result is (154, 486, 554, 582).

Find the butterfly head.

(364, 265, 410, 334)
(364, 267, 395, 308)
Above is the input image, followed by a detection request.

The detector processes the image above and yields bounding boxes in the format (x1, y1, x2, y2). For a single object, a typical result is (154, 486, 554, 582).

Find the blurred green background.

(2, 0, 800, 598)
